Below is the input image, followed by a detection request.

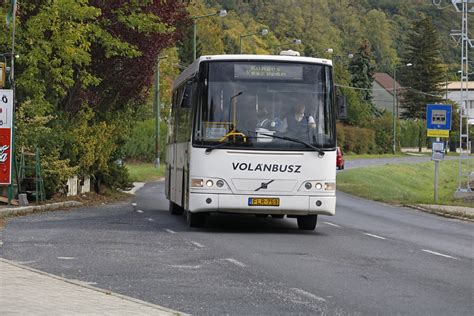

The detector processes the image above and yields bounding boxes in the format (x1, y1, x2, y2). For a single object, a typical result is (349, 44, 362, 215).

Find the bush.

(372, 112, 393, 153)
(94, 162, 132, 193)
(337, 123, 376, 154)
(122, 119, 167, 162)
(400, 119, 427, 149)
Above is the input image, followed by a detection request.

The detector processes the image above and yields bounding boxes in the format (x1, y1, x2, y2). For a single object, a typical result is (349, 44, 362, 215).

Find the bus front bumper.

(189, 193, 335, 216)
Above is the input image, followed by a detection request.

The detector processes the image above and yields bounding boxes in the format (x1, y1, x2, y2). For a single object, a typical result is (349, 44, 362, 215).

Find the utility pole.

(154, 56, 167, 168)
(434, 0, 474, 194)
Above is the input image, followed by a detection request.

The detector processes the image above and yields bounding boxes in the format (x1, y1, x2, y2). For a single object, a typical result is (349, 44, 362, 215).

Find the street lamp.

(239, 28, 269, 54)
(154, 55, 167, 167)
(192, 10, 227, 61)
(392, 62, 413, 154)
(274, 38, 302, 54)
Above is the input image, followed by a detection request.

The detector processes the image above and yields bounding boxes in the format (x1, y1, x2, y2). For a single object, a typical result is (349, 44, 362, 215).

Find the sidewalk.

(0, 259, 183, 315)
(409, 204, 474, 222)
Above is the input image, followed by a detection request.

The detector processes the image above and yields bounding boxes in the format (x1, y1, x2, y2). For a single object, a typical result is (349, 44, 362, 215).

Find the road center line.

(363, 232, 386, 240)
(57, 257, 75, 260)
(188, 241, 205, 248)
(222, 258, 246, 267)
(147, 218, 154, 222)
(169, 264, 201, 269)
(290, 288, 327, 302)
(422, 249, 458, 260)
(136, 210, 144, 213)
(165, 229, 177, 234)
(323, 221, 342, 228)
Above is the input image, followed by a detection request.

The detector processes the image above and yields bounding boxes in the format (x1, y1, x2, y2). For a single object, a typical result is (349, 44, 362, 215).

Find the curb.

(0, 201, 83, 219)
(406, 204, 474, 222)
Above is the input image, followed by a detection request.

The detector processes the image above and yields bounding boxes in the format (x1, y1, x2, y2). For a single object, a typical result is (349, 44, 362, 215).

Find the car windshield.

(193, 60, 335, 150)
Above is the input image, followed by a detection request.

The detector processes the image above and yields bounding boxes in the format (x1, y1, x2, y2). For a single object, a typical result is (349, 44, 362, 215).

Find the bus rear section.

(166, 55, 337, 230)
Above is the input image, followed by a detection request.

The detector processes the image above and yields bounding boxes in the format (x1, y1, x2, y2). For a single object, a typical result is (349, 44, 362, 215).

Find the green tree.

(399, 14, 445, 120)
(363, 9, 398, 71)
(349, 40, 375, 105)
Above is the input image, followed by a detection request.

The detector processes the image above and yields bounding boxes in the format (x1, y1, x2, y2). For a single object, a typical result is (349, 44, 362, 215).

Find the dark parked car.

(336, 146, 344, 170)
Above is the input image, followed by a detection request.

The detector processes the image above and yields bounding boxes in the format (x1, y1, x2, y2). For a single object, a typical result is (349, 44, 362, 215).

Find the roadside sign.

(431, 141, 445, 161)
(0, 89, 13, 185)
(427, 129, 449, 138)
(426, 104, 452, 138)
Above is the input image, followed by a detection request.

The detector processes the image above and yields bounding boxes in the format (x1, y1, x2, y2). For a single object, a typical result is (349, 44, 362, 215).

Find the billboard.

(0, 89, 13, 185)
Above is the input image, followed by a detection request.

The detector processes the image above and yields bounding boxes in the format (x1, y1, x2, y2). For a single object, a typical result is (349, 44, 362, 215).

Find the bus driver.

(280, 103, 316, 139)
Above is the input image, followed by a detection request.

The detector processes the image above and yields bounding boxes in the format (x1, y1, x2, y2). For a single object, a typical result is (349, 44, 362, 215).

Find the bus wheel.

(186, 211, 206, 228)
(169, 201, 184, 215)
(297, 215, 317, 230)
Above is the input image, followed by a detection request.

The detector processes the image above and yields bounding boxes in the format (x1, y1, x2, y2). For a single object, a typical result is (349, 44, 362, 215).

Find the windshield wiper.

(257, 132, 325, 157)
(205, 140, 235, 153)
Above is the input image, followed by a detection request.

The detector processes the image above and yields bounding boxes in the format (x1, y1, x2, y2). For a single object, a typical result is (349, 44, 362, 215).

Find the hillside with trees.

(0, 0, 466, 197)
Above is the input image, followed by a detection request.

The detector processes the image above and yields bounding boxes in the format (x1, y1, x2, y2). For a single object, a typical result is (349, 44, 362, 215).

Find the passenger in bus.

(280, 103, 316, 139)
(256, 104, 281, 131)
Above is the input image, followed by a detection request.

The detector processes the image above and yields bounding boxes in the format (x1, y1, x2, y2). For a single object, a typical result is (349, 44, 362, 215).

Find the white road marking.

(422, 249, 458, 260)
(131, 203, 137, 207)
(188, 241, 205, 248)
(222, 258, 246, 267)
(290, 288, 327, 302)
(147, 218, 154, 222)
(17, 260, 37, 265)
(363, 232, 386, 240)
(57, 257, 75, 260)
(165, 229, 177, 234)
(136, 210, 144, 213)
(169, 264, 201, 269)
(323, 221, 342, 228)
(0, 241, 3, 246)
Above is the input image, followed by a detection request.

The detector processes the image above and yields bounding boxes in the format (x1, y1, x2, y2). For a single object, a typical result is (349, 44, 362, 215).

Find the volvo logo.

(255, 180, 274, 191)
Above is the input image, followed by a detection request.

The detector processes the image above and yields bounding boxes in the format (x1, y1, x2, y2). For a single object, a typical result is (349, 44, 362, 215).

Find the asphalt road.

(1, 181, 473, 315)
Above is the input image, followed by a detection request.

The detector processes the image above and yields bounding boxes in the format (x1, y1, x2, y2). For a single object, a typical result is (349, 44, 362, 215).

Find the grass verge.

(126, 163, 166, 182)
(337, 159, 473, 206)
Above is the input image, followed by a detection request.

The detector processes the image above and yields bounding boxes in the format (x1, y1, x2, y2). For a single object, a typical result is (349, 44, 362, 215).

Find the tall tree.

(399, 14, 445, 120)
(363, 9, 398, 71)
(349, 40, 375, 105)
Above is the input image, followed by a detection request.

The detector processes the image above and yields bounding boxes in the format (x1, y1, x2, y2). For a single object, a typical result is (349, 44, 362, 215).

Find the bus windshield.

(193, 60, 335, 150)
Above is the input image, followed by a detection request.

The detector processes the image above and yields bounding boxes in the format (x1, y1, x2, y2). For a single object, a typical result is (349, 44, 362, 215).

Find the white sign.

(0, 89, 13, 128)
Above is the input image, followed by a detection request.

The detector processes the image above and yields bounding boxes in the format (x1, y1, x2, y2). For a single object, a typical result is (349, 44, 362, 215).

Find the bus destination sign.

(234, 64, 303, 80)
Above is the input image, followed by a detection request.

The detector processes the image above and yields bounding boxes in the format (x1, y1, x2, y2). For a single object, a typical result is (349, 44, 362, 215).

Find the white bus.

(166, 54, 339, 230)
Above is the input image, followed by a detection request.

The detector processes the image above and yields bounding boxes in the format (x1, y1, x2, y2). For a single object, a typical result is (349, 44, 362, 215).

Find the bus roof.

(173, 54, 333, 89)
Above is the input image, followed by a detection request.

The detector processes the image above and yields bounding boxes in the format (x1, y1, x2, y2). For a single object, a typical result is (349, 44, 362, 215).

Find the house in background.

(443, 81, 474, 125)
(371, 75, 474, 125)
(372, 72, 402, 114)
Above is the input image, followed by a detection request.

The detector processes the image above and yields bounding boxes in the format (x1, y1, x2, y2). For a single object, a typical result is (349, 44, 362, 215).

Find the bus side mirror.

(181, 83, 193, 108)
(336, 95, 347, 120)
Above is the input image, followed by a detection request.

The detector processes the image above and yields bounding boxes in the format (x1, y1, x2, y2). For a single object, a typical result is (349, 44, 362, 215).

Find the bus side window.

(181, 82, 193, 108)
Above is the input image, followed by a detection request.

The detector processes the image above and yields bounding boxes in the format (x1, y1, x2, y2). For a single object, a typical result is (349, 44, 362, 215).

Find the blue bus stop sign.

(426, 104, 452, 130)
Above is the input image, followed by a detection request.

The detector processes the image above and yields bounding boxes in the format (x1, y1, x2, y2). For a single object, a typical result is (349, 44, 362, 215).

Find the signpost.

(426, 104, 452, 202)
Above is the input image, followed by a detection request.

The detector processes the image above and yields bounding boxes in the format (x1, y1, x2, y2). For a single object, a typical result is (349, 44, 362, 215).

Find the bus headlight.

(216, 180, 224, 187)
(305, 182, 312, 190)
(315, 182, 323, 190)
(206, 180, 214, 187)
(191, 179, 203, 187)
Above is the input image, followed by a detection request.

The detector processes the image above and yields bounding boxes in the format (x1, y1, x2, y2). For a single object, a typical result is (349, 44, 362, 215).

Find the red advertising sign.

(0, 129, 11, 183)
(0, 89, 13, 185)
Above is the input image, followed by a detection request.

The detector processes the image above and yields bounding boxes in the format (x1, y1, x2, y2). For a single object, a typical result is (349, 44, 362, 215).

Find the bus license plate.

(248, 197, 280, 207)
